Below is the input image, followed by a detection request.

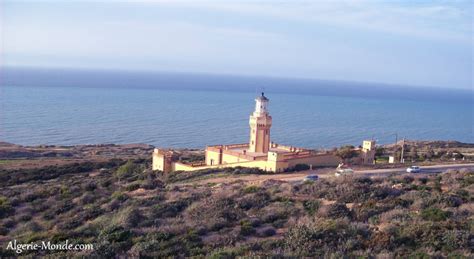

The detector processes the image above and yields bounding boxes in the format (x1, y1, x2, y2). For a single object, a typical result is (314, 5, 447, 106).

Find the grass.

(0, 160, 13, 165)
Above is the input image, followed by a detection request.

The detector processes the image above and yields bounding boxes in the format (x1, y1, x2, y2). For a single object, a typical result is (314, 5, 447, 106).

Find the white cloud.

(131, 0, 472, 43)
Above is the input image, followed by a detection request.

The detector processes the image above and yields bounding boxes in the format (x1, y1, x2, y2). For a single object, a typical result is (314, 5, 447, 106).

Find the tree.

(335, 145, 357, 162)
(115, 160, 140, 182)
(375, 147, 385, 157)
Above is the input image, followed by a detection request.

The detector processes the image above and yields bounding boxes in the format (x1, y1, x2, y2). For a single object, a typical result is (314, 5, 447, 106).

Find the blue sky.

(1, 0, 473, 89)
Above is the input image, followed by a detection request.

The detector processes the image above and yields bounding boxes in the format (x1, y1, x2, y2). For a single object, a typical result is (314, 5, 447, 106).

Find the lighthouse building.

(153, 93, 374, 173)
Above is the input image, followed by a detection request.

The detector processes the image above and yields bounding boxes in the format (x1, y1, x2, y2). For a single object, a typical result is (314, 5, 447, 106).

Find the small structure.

(361, 140, 376, 164)
(153, 93, 376, 173)
(388, 156, 396, 164)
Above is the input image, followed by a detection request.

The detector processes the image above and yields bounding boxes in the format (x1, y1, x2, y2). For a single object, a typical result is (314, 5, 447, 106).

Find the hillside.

(0, 159, 472, 257)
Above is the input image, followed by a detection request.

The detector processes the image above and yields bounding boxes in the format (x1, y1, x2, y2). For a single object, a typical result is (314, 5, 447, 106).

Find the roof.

(256, 92, 269, 101)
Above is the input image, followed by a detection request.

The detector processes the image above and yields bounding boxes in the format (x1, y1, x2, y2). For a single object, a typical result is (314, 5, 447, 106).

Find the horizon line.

(3, 64, 472, 92)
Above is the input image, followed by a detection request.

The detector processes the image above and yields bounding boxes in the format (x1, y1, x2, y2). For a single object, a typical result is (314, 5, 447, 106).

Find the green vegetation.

(420, 207, 450, 221)
(0, 160, 472, 257)
(335, 145, 358, 161)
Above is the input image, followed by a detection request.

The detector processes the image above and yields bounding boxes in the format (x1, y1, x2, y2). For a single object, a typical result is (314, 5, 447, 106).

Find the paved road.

(193, 163, 474, 185)
(355, 163, 474, 178)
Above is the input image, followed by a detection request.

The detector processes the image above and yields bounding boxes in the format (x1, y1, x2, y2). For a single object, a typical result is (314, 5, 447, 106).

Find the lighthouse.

(154, 91, 373, 173)
(248, 92, 272, 153)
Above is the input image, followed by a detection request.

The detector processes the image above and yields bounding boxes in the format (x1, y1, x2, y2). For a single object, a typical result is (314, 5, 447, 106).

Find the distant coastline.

(2, 66, 472, 103)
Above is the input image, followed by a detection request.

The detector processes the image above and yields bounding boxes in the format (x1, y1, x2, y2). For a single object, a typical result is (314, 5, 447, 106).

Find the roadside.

(177, 163, 474, 186)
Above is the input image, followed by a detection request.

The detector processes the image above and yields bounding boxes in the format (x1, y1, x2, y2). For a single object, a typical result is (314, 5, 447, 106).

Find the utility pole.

(400, 138, 405, 163)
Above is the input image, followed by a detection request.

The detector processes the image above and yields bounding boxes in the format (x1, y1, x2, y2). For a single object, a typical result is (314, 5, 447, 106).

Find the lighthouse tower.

(249, 92, 272, 153)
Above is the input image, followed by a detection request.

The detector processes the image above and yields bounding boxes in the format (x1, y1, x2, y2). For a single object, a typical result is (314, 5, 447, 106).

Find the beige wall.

(205, 150, 222, 166)
(152, 153, 165, 171)
(152, 149, 173, 173)
(157, 147, 342, 174)
(363, 140, 375, 151)
(170, 152, 340, 173)
(286, 154, 341, 168)
(172, 159, 276, 172)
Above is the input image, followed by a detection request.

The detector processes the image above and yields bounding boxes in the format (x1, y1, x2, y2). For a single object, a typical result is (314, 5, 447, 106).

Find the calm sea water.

(1, 69, 473, 148)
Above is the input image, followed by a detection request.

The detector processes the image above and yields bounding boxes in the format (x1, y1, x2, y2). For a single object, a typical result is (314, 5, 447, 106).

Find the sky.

(1, 0, 473, 89)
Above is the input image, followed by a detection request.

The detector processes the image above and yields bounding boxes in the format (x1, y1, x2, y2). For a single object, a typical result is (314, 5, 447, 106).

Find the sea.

(1, 67, 473, 149)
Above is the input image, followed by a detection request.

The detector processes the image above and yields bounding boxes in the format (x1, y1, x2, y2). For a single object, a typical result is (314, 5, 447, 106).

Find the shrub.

(402, 176, 414, 184)
(80, 193, 96, 205)
(243, 185, 260, 194)
(95, 226, 133, 257)
(335, 146, 358, 161)
(18, 213, 32, 222)
(257, 226, 276, 237)
(419, 178, 428, 184)
(0, 226, 8, 235)
(0, 197, 14, 218)
(141, 178, 163, 190)
(1, 219, 16, 229)
(443, 195, 463, 207)
(262, 209, 288, 224)
(286, 164, 310, 172)
(111, 191, 129, 202)
(303, 200, 321, 216)
(100, 179, 113, 187)
(284, 224, 314, 256)
(115, 160, 141, 182)
(154, 199, 192, 218)
(84, 182, 97, 191)
(115, 207, 143, 228)
(187, 197, 243, 223)
(421, 208, 450, 222)
(25, 221, 43, 232)
(237, 193, 270, 210)
(239, 220, 256, 236)
(125, 182, 141, 192)
(54, 201, 74, 214)
(318, 203, 352, 219)
(57, 219, 81, 230)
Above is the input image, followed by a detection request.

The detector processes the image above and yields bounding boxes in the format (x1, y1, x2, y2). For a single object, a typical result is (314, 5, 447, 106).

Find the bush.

(239, 220, 256, 236)
(1, 219, 16, 229)
(154, 199, 192, 218)
(80, 193, 96, 205)
(99, 225, 132, 242)
(141, 178, 163, 190)
(421, 208, 450, 221)
(0, 226, 8, 235)
(115, 160, 141, 182)
(125, 182, 141, 192)
(257, 226, 276, 237)
(237, 192, 270, 210)
(0, 197, 14, 218)
(25, 221, 43, 232)
(243, 185, 260, 194)
(287, 164, 310, 172)
(84, 182, 97, 192)
(111, 191, 129, 202)
(115, 207, 143, 228)
(319, 203, 352, 219)
(303, 200, 321, 216)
